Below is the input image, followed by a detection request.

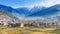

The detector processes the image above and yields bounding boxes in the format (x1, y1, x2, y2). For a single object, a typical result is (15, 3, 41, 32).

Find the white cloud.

(11, 5, 34, 9)
(39, 0, 60, 7)
(27, 0, 60, 7)
(11, 6, 24, 8)
(12, 0, 60, 8)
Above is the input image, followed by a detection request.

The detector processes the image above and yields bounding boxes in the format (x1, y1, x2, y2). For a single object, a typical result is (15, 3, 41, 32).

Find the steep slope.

(0, 4, 17, 13)
(0, 10, 16, 23)
(16, 6, 46, 17)
(16, 7, 30, 15)
(0, 4, 20, 19)
(30, 6, 46, 14)
(0, 10, 17, 19)
(28, 4, 60, 17)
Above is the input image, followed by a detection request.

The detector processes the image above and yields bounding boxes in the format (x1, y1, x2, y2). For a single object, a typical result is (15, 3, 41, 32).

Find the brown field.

(0, 26, 60, 34)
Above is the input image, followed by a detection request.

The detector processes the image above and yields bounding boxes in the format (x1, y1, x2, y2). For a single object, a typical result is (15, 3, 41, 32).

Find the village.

(0, 14, 60, 28)
(0, 9, 60, 34)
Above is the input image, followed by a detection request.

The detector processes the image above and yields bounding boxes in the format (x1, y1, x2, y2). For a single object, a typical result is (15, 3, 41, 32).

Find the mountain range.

(0, 4, 60, 20)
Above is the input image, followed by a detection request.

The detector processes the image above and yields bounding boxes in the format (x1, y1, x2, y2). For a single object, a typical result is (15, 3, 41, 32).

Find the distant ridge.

(0, 4, 60, 20)
(28, 4, 60, 17)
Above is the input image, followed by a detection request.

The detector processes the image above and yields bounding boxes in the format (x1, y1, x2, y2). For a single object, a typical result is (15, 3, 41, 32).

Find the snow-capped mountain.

(16, 6, 46, 17)
(28, 4, 60, 17)
(29, 6, 46, 14)
(16, 7, 30, 16)
(0, 4, 60, 20)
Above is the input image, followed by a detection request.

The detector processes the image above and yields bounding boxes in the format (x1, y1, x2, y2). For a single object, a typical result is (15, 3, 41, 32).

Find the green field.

(0, 26, 60, 34)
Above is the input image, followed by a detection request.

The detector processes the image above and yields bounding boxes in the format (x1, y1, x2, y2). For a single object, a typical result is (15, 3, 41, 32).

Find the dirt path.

(30, 32, 54, 34)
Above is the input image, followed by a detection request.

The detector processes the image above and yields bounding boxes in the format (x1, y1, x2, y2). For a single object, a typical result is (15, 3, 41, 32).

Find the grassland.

(0, 26, 60, 34)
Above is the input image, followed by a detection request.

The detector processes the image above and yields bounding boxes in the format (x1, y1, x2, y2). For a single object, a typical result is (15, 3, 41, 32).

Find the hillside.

(0, 10, 17, 24)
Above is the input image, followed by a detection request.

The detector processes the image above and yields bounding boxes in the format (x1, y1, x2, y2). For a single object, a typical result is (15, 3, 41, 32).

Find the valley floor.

(0, 26, 60, 34)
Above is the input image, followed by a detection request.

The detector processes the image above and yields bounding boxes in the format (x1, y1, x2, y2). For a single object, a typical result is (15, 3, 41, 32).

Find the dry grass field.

(0, 26, 60, 34)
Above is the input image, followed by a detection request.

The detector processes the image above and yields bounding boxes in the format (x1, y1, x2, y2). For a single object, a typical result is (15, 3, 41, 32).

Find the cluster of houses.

(0, 12, 60, 28)
(21, 19, 60, 28)
(0, 17, 60, 28)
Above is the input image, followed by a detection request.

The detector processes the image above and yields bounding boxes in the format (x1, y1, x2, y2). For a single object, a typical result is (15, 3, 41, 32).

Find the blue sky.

(0, 0, 46, 6)
(0, 0, 60, 8)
